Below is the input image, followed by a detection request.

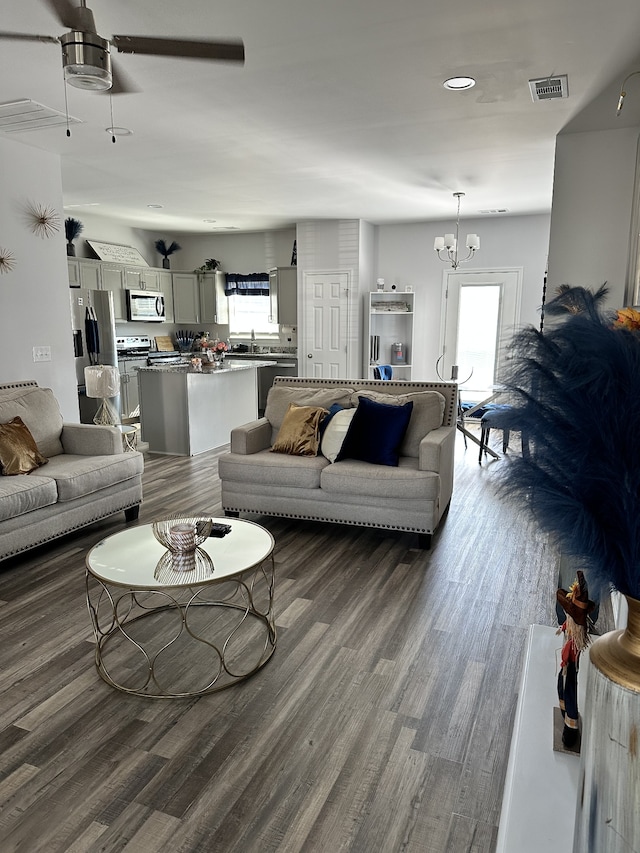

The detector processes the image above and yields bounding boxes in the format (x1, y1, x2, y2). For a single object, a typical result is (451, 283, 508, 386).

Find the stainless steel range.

(116, 335, 151, 357)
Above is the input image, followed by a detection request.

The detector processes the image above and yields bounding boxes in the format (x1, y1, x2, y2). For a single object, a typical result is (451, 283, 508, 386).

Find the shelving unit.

(366, 291, 414, 379)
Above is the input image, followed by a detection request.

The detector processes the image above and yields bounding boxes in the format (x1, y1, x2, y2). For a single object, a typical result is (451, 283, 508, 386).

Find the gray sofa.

(0, 381, 143, 562)
(218, 377, 457, 547)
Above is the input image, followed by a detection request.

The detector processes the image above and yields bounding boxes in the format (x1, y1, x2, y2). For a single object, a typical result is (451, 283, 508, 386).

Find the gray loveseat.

(0, 381, 144, 562)
(218, 377, 457, 547)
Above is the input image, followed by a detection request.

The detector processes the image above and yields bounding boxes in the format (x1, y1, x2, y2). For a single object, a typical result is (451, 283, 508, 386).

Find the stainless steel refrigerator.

(69, 288, 120, 424)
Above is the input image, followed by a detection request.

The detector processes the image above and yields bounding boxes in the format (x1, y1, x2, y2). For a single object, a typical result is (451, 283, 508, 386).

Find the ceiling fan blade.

(112, 35, 245, 64)
(100, 59, 140, 95)
(41, 0, 81, 29)
(0, 31, 59, 44)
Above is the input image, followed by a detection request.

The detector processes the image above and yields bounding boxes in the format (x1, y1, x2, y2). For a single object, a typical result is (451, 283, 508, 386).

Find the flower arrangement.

(209, 339, 228, 354)
(498, 286, 640, 600)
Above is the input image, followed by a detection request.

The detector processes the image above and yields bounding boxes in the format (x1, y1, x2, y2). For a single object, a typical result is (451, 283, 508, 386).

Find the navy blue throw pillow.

(319, 402, 344, 438)
(336, 396, 413, 466)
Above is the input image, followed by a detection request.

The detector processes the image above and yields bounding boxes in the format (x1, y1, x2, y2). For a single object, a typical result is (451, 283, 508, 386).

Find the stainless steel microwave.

(126, 289, 166, 322)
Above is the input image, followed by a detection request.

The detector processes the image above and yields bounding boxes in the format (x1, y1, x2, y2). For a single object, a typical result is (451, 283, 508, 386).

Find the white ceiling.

(2, 0, 640, 234)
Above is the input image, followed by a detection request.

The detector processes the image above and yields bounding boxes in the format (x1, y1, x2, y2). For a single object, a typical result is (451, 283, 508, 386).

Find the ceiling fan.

(0, 0, 245, 94)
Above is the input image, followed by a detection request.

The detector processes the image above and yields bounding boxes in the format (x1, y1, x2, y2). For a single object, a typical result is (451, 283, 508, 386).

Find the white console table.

(496, 624, 586, 852)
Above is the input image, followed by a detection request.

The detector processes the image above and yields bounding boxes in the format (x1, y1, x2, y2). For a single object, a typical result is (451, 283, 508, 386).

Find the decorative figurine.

(556, 570, 596, 748)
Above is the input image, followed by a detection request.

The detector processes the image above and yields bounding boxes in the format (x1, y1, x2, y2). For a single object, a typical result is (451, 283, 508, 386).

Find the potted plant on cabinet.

(154, 239, 181, 269)
(64, 217, 83, 256)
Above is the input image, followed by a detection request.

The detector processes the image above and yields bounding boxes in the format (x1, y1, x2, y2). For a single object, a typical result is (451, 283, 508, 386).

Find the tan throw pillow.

(271, 404, 328, 456)
(0, 416, 48, 475)
(265, 386, 354, 443)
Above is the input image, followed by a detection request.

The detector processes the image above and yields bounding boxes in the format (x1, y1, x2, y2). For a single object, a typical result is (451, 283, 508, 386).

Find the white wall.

(376, 214, 550, 379)
(156, 229, 296, 272)
(548, 127, 640, 307)
(0, 136, 78, 419)
(68, 209, 156, 263)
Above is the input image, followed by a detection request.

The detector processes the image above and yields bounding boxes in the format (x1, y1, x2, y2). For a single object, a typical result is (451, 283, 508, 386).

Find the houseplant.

(64, 217, 83, 256)
(498, 287, 640, 852)
(154, 239, 181, 269)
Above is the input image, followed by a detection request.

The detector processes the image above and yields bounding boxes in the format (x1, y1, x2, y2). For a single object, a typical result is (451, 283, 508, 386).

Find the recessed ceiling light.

(105, 126, 132, 136)
(203, 219, 217, 223)
(147, 204, 164, 209)
(443, 76, 476, 91)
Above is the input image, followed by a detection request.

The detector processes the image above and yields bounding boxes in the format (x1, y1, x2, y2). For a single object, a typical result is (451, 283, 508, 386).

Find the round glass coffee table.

(85, 517, 276, 698)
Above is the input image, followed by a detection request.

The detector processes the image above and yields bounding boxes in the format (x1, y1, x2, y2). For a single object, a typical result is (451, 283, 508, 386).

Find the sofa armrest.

(419, 424, 456, 507)
(230, 418, 272, 455)
(61, 423, 122, 456)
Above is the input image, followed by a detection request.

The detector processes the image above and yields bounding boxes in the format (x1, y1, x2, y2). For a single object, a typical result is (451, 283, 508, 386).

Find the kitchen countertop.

(228, 351, 298, 359)
(137, 359, 277, 374)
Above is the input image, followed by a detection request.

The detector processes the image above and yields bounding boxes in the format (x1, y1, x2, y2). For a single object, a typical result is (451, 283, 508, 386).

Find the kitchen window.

(228, 294, 278, 334)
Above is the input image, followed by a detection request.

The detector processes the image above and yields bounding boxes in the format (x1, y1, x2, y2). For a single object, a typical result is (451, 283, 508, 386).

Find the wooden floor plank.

(0, 433, 584, 852)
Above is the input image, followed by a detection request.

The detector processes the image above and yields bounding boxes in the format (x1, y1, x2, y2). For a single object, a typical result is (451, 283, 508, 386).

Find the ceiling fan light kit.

(61, 31, 112, 90)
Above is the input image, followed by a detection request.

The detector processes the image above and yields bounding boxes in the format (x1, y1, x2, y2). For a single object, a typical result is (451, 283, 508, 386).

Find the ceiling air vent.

(0, 99, 81, 133)
(528, 75, 569, 102)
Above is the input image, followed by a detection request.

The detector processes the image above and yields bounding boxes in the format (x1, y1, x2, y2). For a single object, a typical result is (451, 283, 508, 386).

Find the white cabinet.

(173, 273, 200, 324)
(367, 291, 414, 380)
(269, 267, 297, 326)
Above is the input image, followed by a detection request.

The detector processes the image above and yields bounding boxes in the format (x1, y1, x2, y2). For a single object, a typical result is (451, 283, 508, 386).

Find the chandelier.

(434, 192, 480, 269)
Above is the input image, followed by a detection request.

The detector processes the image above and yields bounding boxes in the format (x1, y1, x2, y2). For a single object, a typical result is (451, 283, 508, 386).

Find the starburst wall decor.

(0, 248, 16, 274)
(27, 203, 61, 239)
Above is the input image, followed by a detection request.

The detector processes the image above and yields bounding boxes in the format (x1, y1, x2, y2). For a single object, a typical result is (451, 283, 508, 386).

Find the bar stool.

(479, 404, 529, 463)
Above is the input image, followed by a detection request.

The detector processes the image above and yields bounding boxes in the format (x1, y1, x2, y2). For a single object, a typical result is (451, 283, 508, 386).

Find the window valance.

(224, 273, 269, 296)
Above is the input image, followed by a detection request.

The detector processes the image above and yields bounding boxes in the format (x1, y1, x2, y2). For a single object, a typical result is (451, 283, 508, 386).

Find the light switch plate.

(33, 346, 51, 362)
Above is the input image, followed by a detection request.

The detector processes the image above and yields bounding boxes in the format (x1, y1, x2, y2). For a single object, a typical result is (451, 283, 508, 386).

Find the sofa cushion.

(337, 396, 413, 467)
(357, 390, 445, 457)
(0, 474, 58, 521)
(321, 457, 440, 501)
(43, 452, 144, 502)
(0, 417, 48, 475)
(219, 449, 329, 490)
(265, 386, 354, 443)
(320, 408, 357, 462)
(271, 403, 328, 456)
(0, 387, 64, 458)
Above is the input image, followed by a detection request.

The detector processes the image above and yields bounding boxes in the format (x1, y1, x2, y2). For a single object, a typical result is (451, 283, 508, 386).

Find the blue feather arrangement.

(498, 288, 640, 599)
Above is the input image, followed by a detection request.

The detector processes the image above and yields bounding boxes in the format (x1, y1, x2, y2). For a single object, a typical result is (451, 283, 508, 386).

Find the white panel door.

(302, 271, 349, 378)
(440, 268, 522, 395)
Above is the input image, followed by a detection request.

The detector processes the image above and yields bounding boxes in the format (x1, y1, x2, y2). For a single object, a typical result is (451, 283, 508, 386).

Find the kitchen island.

(138, 360, 275, 456)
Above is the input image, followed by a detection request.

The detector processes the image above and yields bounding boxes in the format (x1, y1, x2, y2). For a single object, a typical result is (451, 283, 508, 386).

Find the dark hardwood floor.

(0, 432, 566, 852)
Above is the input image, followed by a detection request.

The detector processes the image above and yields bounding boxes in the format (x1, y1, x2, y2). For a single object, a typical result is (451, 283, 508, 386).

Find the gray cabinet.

(199, 273, 216, 324)
(159, 271, 174, 323)
(119, 358, 147, 420)
(101, 264, 127, 320)
(173, 273, 200, 324)
(269, 266, 297, 326)
(68, 258, 102, 290)
(124, 268, 160, 291)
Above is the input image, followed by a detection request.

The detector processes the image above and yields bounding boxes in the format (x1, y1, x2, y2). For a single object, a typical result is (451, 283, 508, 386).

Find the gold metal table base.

(85, 556, 276, 698)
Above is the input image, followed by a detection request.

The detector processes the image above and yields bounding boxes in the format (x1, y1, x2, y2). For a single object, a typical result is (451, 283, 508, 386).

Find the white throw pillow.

(320, 408, 357, 463)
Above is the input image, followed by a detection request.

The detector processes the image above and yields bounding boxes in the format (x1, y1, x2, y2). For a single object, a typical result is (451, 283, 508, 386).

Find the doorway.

(300, 271, 350, 378)
(440, 268, 522, 400)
